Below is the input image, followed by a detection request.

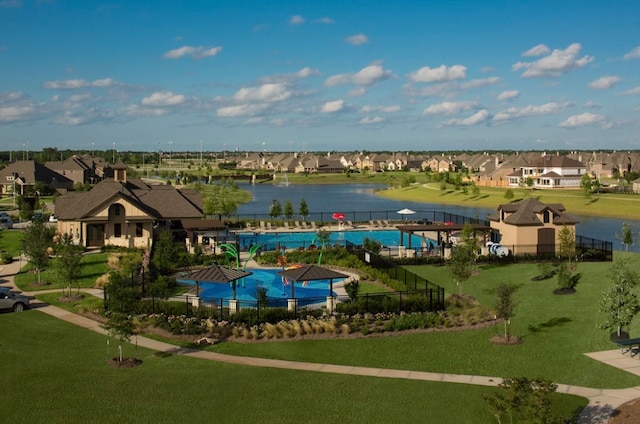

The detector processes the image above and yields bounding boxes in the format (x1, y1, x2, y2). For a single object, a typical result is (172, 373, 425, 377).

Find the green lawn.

(1, 311, 586, 424)
(380, 182, 640, 221)
(0, 228, 24, 258)
(14, 252, 110, 292)
(209, 252, 640, 389)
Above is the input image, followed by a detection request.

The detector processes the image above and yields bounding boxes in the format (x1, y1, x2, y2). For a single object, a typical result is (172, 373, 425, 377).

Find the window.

(543, 211, 550, 224)
(114, 204, 122, 216)
(136, 223, 143, 237)
(114, 223, 122, 237)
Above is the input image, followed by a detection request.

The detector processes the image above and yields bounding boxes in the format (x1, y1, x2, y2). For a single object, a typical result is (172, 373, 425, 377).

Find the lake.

(234, 182, 639, 251)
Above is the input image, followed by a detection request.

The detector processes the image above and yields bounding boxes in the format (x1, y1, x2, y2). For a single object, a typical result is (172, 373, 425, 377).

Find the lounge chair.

(284, 222, 290, 230)
(266, 222, 272, 230)
(294, 221, 301, 229)
(347, 220, 356, 228)
(245, 222, 253, 230)
(376, 220, 384, 227)
(383, 220, 392, 227)
(369, 220, 378, 227)
(310, 221, 317, 230)
(260, 221, 266, 230)
(300, 221, 308, 229)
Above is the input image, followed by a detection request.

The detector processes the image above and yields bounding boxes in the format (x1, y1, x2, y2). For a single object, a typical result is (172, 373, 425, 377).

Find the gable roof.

(488, 198, 580, 226)
(54, 178, 202, 220)
(0, 160, 73, 187)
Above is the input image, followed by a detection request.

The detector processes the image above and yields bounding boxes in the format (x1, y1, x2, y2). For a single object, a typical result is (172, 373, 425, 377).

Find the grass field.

(379, 181, 640, 221)
(1, 311, 586, 424)
(0, 228, 24, 258)
(13, 252, 110, 292)
(208, 251, 640, 389)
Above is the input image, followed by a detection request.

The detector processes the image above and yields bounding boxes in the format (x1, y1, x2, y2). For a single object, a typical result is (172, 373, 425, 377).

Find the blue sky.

(1, 0, 639, 153)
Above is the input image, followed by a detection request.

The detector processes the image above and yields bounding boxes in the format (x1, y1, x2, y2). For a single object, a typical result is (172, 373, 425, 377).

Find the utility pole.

(200, 140, 203, 166)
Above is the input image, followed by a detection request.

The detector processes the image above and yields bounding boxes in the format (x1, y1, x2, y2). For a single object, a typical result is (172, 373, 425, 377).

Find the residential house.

(488, 198, 580, 255)
(508, 154, 587, 189)
(44, 154, 108, 186)
(0, 160, 73, 196)
(53, 162, 203, 249)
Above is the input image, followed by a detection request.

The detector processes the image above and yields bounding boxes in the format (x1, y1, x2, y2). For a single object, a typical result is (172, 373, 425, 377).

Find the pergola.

(395, 223, 493, 251)
(278, 264, 349, 312)
(184, 265, 252, 300)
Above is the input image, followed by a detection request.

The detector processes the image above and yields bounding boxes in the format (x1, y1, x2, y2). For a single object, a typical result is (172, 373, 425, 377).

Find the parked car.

(48, 214, 58, 223)
(0, 289, 30, 312)
(0, 216, 12, 229)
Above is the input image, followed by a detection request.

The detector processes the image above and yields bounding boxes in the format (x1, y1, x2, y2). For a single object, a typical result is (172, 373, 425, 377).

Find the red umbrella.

(332, 212, 345, 221)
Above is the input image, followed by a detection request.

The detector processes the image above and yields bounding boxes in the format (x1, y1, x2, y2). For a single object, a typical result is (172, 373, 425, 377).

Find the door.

(87, 224, 105, 247)
(538, 228, 555, 255)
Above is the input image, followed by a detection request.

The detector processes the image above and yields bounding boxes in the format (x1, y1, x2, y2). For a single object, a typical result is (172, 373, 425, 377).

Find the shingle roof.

(488, 198, 580, 226)
(54, 178, 203, 220)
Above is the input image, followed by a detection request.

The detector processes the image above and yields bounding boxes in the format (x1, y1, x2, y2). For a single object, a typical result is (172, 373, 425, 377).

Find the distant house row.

(234, 150, 639, 189)
(0, 154, 113, 197)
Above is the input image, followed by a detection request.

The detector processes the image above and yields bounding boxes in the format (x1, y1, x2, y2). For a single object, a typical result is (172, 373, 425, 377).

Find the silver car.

(0, 288, 29, 312)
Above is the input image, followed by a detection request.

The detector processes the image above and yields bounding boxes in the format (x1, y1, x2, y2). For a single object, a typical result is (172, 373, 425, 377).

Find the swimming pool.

(237, 229, 429, 251)
(178, 268, 340, 306)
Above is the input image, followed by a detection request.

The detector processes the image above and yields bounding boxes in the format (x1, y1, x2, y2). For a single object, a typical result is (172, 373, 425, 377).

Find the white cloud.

(622, 86, 640, 95)
(0, 105, 35, 122)
(290, 15, 305, 25)
(321, 99, 344, 113)
(68, 94, 92, 103)
(512, 43, 594, 78)
(0, 91, 24, 103)
(623, 46, 640, 60)
(459, 77, 499, 89)
(217, 103, 269, 117)
(409, 64, 466, 83)
(43, 78, 118, 89)
(0, 0, 22, 8)
(233, 83, 292, 103)
(359, 116, 384, 125)
(359, 105, 401, 113)
(122, 105, 168, 117)
(296, 67, 321, 78)
(345, 34, 368, 46)
(497, 90, 520, 101)
(163, 45, 222, 59)
(493, 101, 571, 122)
(314, 17, 334, 24)
(141, 91, 186, 107)
(442, 109, 489, 126)
(584, 101, 602, 109)
(559, 112, 609, 128)
(346, 87, 367, 97)
(522, 44, 550, 57)
(423, 101, 478, 115)
(588, 76, 621, 89)
(325, 64, 393, 86)
(411, 77, 499, 98)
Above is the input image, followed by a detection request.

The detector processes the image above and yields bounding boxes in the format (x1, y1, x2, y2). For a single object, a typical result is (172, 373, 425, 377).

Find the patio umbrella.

(185, 265, 253, 300)
(278, 264, 348, 299)
(397, 208, 416, 220)
(332, 212, 346, 221)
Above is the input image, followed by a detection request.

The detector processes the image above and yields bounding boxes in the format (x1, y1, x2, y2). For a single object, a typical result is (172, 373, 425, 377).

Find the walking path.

(2, 256, 639, 423)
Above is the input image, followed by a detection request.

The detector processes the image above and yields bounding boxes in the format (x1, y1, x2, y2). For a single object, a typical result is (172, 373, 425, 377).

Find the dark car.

(0, 288, 30, 312)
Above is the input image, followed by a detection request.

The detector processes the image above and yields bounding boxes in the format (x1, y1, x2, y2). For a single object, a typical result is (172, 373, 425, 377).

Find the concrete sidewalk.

(2, 256, 640, 423)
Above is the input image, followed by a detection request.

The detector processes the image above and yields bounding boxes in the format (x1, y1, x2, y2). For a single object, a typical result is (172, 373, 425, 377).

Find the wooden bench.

(614, 337, 640, 357)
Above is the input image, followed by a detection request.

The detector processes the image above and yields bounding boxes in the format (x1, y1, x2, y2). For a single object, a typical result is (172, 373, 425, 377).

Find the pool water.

(237, 229, 428, 251)
(178, 268, 340, 306)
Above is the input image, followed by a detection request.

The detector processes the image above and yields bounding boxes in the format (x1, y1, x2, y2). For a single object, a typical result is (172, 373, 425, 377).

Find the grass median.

(1, 311, 586, 424)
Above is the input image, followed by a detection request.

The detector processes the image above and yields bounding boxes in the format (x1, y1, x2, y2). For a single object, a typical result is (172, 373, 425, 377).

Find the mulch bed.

(108, 357, 143, 368)
(609, 398, 640, 424)
(489, 335, 523, 345)
(58, 294, 85, 302)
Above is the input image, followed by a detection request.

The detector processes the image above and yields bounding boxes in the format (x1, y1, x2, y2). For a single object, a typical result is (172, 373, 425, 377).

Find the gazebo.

(278, 264, 349, 312)
(184, 265, 252, 314)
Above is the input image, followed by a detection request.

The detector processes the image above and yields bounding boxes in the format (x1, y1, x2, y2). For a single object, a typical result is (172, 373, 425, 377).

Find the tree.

(495, 284, 517, 340)
(580, 173, 593, 198)
(269, 199, 282, 219)
(298, 198, 309, 218)
(103, 312, 139, 362)
(557, 225, 576, 263)
(504, 188, 514, 202)
(22, 219, 55, 284)
(54, 233, 84, 296)
(152, 229, 177, 275)
(616, 222, 634, 252)
(599, 259, 640, 338)
(283, 200, 294, 219)
(484, 377, 558, 424)
(447, 224, 479, 295)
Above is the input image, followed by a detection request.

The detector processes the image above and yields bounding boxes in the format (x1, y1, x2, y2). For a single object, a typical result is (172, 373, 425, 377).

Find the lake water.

(234, 182, 640, 251)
